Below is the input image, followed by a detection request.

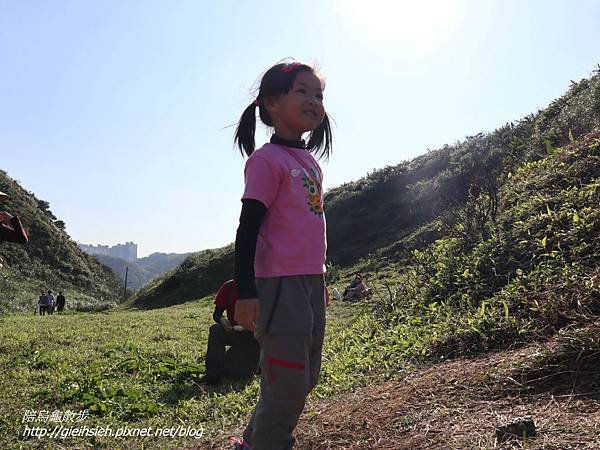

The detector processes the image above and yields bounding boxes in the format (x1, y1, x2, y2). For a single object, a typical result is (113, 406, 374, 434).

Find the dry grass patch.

(292, 341, 600, 449)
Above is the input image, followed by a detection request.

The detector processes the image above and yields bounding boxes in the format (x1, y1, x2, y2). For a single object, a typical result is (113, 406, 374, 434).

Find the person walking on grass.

(46, 290, 55, 315)
(38, 290, 47, 316)
(231, 60, 333, 450)
(56, 291, 66, 312)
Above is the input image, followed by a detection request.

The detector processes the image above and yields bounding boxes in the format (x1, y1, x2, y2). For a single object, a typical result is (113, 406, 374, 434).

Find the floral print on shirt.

(302, 169, 324, 216)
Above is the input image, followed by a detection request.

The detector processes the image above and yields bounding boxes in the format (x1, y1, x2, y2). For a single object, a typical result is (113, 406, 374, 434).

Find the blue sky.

(1, 0, 599, 257)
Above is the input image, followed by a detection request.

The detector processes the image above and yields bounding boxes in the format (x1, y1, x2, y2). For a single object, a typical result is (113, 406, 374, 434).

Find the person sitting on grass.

(343, 273, 362, 297)
(199, 279, 260, 386)
(343, 274, 370, 300)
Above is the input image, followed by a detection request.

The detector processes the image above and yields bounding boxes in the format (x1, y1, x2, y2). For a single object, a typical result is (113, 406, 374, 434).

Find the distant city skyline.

(79, 241, 138, 263)
(2, 1, 600, 257)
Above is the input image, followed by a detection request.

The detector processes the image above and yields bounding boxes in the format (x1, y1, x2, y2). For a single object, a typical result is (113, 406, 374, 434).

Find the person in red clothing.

(0, 191, 28, 244)
(199, 279, 260, 386)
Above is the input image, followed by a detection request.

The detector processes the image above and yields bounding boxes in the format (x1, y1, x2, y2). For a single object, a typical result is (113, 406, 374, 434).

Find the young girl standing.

(232, 60, 332, 450)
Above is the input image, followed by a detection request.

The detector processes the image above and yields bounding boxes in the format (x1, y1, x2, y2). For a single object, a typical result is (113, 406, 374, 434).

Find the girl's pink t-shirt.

(242, 143, 327, 278)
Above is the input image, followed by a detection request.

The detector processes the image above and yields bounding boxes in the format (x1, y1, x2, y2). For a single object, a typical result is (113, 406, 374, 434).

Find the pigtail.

(234, 102, 258, 157)
(306, 113, 333, 161)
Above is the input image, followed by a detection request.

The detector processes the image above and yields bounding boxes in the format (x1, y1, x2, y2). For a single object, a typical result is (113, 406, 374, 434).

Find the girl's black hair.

(234, 61, 333, 161)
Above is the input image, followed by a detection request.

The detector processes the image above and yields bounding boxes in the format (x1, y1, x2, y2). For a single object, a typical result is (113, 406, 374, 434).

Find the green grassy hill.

(137, 252, 192, 276)
(94, 252, 191, 292)
(94, 254, 148, 293)
(132, 71, 600, 309)
(0, 172, 122, 313)
(131, 246, 234, 308)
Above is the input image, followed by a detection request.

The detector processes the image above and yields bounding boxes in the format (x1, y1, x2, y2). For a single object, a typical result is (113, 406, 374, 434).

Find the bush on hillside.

(378, 130, 600, 357)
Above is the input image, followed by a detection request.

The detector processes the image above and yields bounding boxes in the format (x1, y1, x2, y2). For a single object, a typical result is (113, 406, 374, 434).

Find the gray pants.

(243, 274, 326, 450)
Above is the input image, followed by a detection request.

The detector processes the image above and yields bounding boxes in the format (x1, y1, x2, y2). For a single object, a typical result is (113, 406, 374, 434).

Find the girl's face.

(267, 71, 325, 139)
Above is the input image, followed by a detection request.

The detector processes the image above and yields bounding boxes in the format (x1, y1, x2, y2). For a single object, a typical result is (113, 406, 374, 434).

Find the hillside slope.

(137, 251, 192, 276)
(324, 72, 600, 267)
(132, 70, 600, 309)
(93, 254, 148, 293)
(131, 246, 233, 308)
(95, 252, 191, 292)
(0, 171, 122, 312)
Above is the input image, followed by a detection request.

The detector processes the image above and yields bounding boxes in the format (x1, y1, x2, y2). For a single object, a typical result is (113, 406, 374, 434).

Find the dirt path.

(196, 344, 600, 449)
(294, 345, 600, 449)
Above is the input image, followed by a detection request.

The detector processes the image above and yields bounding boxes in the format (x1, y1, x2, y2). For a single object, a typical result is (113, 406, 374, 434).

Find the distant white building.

(79, 241, 138, 263)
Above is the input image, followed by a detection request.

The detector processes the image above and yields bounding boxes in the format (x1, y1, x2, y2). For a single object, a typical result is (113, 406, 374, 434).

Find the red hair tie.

(281, 62, 302, 73)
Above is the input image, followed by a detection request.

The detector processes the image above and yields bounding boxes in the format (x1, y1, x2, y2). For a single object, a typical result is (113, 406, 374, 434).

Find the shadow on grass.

(159, 369, 258, 405)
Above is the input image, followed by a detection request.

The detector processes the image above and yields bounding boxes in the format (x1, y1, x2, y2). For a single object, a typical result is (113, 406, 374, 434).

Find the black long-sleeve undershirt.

(234, 199, 267, 300)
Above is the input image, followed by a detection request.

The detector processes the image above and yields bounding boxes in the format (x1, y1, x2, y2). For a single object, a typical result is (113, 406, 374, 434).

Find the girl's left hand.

(325, 287, 330, 307)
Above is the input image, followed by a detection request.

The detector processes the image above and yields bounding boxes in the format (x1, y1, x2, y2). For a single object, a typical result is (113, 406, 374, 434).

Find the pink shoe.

(228, 436, 252, 450)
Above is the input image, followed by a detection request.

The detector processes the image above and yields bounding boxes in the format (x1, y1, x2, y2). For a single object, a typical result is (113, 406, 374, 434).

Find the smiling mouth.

(304, 111, 318, 118)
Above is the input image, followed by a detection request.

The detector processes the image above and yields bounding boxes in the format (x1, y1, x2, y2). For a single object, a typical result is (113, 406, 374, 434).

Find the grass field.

(2, 250, 598, 449)
(0, 291, 390, 449)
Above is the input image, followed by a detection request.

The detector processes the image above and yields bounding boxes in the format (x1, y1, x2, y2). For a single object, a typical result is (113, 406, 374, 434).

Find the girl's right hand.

(234, 298, 260, 332)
